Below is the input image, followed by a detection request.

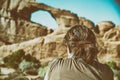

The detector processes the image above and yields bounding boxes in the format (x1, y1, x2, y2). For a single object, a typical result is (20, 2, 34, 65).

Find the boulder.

(79, 17, 95, 29)
(103, 27, 120, 41)
(98, 41, 120, 68)
(0, 0, 79, 44)
(96, 21, 115, 35)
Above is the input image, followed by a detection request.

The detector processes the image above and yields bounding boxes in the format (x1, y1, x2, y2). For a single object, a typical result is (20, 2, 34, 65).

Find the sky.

(31, 0, 120, 29)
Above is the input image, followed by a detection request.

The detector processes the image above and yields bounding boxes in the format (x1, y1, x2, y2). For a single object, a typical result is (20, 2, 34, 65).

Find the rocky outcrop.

(0, 40, 5, 46)
(96, 21, 115, 35)
(0, 0, 79, 44)
(0, 0, 120, 69)
(0, 0, 120, 79)
(79, 17, 95, 29)
(98, 41, 120, 66)
(102, 27, 120, 41)
(97, 25, 120, 68)
(0, 36, 67, 65)
(0, 19, 50, 44)
(97, 26, 120, 67)
(0, 22, 120, 67)
(0, 0, 49, 44)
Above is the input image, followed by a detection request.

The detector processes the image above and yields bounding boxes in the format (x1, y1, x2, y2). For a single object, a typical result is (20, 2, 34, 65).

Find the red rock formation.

(0, 0, 79, 44)
(0, 0, 120, 68)
(96, 21, 115, 35)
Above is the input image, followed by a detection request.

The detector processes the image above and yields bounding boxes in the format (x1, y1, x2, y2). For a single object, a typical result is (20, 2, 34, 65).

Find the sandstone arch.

(30, 10, 58, 29)
(0, 0, 79, 44)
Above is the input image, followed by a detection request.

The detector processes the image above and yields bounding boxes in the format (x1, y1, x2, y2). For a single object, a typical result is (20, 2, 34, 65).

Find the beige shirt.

(44, 58, 113, 80)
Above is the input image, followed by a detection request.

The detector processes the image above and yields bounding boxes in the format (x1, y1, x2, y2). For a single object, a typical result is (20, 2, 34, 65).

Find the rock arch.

(30, 10, 58, 29)
(0, 0, 79, 44)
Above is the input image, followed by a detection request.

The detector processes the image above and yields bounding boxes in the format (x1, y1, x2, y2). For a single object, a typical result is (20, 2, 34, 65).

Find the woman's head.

(64, 25, 98, 63)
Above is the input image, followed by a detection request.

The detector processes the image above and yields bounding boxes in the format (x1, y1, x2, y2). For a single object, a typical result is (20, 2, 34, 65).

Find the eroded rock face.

(0, 0, 120, 69)
(0, 19, 49, 44)
(0, 24, 120, 68)
(0, 40, 5, 46)
(97, 26, 120, 67)
(98, 41, 120, 67)
(96, 21, 115, 35)
(79, 17, 95, 29)
(103, 27, 120, 41)
(0, 36, 67, 66)
(0, 0, 79, 44)
(0, 0, 49, 44)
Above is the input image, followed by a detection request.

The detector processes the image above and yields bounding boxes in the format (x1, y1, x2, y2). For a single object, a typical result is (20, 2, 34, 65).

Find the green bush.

(38, 66, 48, 78)
(106, 61, 116, 69)
(3, 49, 25, 69)
(19, 59, 40, 71)
(3, 49, 41, 70)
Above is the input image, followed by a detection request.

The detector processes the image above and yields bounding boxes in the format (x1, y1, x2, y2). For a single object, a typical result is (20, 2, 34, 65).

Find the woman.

(44, 25, 113, 80)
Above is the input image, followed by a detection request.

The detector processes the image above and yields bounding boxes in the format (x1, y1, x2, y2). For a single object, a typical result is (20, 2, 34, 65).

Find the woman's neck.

(67, 53, 76, 58)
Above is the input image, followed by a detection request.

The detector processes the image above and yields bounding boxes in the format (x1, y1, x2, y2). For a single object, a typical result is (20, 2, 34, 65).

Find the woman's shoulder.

(49, 58, 63, 65)
(92, 61, 113, 74)
(52, 58, 63, 62)
(49, 57, 77, 65)
(94, 61, 111, 69)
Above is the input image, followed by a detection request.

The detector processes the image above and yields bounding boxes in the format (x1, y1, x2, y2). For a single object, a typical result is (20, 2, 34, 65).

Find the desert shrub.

(3, 49, 25, 69)
(38, 66, 48, 78)
(3, 49, 41, 72)
(106, 61, 116, 69)
(23, 54, 40, 64)
(19, 59, 40, 71)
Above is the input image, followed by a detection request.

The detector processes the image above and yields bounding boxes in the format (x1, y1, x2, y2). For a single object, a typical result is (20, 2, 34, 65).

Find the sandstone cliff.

(0, 0, 79, 44)
(0, 0, 120, 69)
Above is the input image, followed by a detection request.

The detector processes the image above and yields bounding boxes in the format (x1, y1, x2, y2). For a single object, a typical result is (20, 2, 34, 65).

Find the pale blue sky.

(31, 0, 120, 29)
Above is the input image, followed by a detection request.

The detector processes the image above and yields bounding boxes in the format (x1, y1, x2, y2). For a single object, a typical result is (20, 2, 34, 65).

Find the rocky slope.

(0, 0, 120, 79)
(0, 0, 119, 66)
(0, 20, 120, 80)
(0, 0, 79, 44)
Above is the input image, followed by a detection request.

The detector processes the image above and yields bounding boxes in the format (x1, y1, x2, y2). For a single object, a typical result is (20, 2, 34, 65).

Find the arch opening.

(30, 10, 58, 29)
